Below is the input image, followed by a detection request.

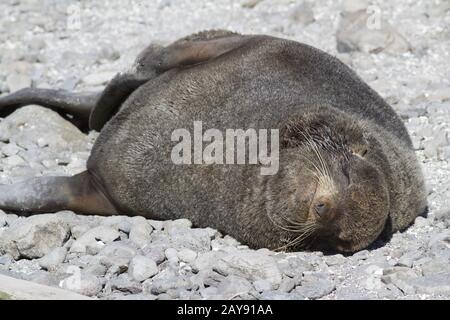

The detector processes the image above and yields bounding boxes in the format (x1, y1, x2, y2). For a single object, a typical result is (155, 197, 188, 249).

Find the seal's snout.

(311, 195, 339, 223)
(314, 202, 329, 216)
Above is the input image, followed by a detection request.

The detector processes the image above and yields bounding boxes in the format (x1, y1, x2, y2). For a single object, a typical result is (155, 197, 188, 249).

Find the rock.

(102, 216, 132, 234)
(165, 248, 179, 264)
(428, 231, 450, 261)
(433, 208, 450, 227)
(2, 154, 26, 167)
(427, 87, 450, 103)
(0, 215, 70, 260)
(70, 226, 120, 254)
(150, 228, 212, 252)
(6, 73, 32, 93)
(409, 274, 450, 295)
(213, 250, 282, 287)
(148, 220, 164, 231)
(396, 251, 422, 268)
(177, 248, 197, 263)
(341, 0, 369, 12)
(143, 270, 192, 295)
(0, 106, 88, 153)
(129, 218, 153, 248)
(241, 0, 261, 9)
(201, 275, 253, 300)
(164, 218, 192, 231)
(1, 142, 21, 157)
(60, 271, 103, 297)
(97, 242, 137, 268)
(438, 146, 450, 161)
(294, 274, 335, 299)
(81, 71, 116, 86)
(278, 277, 296, 293)
(142, 244, 166, 265)
(325, 254, 347, 266)
(0, 255, 12, 266)
(381, 267, 421, 295)
(253, 279, 272, 292)
(336, 10, 411, 54)
(38, 247, 67, 271)
(289, 2, 315, 26)
(128, 255, 158, 282)
(420, 259, 450, 276)
(109, 274, 142, 294)
(0, 210, 7, 227)
(276, 255, 313, 277)
(260, 290, 300, 300)
(424, 131, 449, 159)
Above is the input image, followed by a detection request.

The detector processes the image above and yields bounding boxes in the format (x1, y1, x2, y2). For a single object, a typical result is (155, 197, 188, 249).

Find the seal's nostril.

(315, 202, 329, 216)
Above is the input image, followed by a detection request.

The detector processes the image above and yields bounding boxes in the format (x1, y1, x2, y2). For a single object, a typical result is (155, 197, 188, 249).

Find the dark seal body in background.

(0, 31, 427, 253)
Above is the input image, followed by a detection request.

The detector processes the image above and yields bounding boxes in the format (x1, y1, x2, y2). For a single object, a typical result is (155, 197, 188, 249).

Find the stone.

(424, 131, 449, 159)
(143, 270, 192, 295)
(409, 274, 450, 295)
(129, 218, 153, 248)
(278, 277, 296, 293)
(6, 73, 32, 93)
(148, 220, 164, 231)
(142, 244, 166, 265)
(0, 210, 7, 227)
(164, 219, 192, 231)
(128, 255, 158, 282)
(341, 0, 369, 12)
(294, 274, 335, 299)
(97, 242, 137, 268)
(59, 272, 103, 297)
(253, 279, 272, 292)
(0, 215, 70, 260)
(325, 254, 347, 266)
(165, 248, 179, 264)
(70, 226, 120, 254)
(396, 251, 422, 268)
(420, 259, 450, 276)
(336, 10, 411, 54)
(102, 216, 132, 234)
(276, 255, 314, 277)
(213, 250, 282, 287)
(38, 247, 67, 271)
(381, 267, 421, 295)
(177, 248, 197, 263)
(289, 2, 315, 26)
(82, 71, 116, 86)
(1, 142, 21, 157)
(0, 106, 88, 153)
(0, 274, 91, 300)
(201, 275, 253, 300)
(110, 274, 142, 294)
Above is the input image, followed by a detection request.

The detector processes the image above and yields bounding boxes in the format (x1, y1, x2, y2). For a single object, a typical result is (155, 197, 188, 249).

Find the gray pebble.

(128, 255, 158, 282)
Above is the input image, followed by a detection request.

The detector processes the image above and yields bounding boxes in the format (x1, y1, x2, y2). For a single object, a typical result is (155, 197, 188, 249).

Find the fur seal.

(0, 30, 427, 253)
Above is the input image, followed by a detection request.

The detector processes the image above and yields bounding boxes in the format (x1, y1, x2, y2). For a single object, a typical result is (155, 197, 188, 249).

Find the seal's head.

(267, 109, 390, 253)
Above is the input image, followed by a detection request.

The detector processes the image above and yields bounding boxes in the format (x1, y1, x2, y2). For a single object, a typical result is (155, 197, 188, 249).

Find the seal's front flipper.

(0, 88, 100, 130)
(0, 171, 118, 216)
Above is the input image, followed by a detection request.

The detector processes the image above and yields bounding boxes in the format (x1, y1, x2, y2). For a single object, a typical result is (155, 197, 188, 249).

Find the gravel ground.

(0, 0, 449, 300)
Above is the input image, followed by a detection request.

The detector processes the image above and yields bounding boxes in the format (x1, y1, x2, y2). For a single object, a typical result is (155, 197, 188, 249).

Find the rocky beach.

(0, 0, 449, 300)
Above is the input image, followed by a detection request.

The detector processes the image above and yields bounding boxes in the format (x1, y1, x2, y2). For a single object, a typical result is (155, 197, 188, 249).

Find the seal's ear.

(89, 73, 147, 131)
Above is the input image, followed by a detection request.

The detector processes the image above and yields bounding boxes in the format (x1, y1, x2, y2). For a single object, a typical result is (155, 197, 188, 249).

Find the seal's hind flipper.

(0, 88, 99, 130)
(0, 171, 118, 216)
(90, 33, 250, 131)
(89, 73, 147, 131)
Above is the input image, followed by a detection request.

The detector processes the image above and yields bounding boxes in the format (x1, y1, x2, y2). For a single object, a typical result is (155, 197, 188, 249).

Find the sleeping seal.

(0, 30, 427, 252)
